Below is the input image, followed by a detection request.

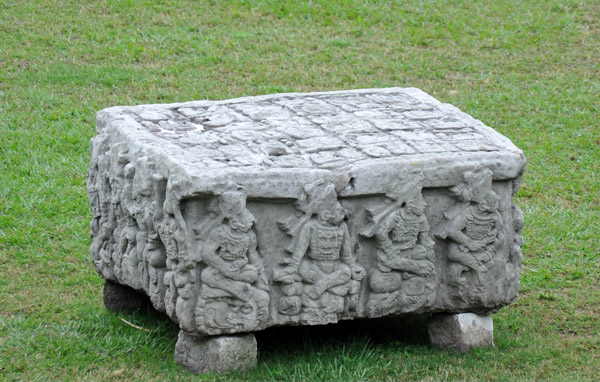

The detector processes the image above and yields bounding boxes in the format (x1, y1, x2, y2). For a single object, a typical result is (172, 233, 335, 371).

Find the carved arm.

(340, 223, 366, 281)
(274, 223, 312, 284)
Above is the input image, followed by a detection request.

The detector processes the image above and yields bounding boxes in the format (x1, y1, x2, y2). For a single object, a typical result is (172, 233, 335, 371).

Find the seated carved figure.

(443, 190, 503, 286)
(196, 189, 269, 334)
(297, 216, 354, 321)
(436, 166, 505, 303)
(275, 180, 365, 323)
(362, 173, 437, 316)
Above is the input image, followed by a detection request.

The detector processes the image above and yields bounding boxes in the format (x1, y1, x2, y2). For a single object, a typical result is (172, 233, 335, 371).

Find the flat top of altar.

(96, 88, 525, 196)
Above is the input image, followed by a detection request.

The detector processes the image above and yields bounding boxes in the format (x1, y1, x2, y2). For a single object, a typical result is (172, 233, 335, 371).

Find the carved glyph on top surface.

(122, 90, 504, 171)
(435, 166, 505, 305)
(274, 180, 366, 324)
(191, 188, 270, 334)
(361, 169, 437, 316)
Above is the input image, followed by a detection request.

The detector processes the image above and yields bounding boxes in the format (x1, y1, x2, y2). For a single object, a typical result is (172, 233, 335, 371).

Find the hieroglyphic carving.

(506, 176, 525, 299)
(435, 166, 505, 304)
(130, 156, 156, 294)
(117, 161, 142, 289)
(509, 176, 525, 269)
(274, 180, 365, 324)
(158, 212, 184, 321)
(361, 170, 437, 316)
(116, 214, 138, 285)
(88, 144, 114, 281)
(509, 203, 524, 268)
(162, 179, 194, 329)
(108, 145, 130, 283)
(143, 175, 168, 310)
(87, 142, 173, 312)
(193, 188, 270, 334)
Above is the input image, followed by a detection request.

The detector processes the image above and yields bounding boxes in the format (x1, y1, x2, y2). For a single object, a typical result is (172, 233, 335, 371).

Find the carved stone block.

(174, 332, 257, 374)
(87, 87, 525, 372)
(427, 313, 494, 352)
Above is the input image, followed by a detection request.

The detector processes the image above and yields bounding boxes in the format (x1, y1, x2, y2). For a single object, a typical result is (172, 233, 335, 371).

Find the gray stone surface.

(174, 331, 257, 374)
(87, 87, 525, 371)
(427, 313, 494, 352)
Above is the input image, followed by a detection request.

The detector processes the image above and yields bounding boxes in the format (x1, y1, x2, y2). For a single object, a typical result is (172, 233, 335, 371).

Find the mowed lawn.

(1, 1, 598, 380)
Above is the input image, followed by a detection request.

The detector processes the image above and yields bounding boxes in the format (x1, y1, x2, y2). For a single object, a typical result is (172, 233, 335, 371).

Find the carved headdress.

(361, 169, 424, 238)
(449, 165, 493, 203)
(195, 186, 256, 236)
(278, 179, 345, 238)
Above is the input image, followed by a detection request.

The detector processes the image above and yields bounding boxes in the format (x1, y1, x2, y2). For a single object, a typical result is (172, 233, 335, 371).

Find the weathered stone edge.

(94, 88, 526, 199)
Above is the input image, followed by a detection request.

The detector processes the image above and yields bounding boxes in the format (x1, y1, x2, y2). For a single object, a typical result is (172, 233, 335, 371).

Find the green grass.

(1, 0, 599, 380)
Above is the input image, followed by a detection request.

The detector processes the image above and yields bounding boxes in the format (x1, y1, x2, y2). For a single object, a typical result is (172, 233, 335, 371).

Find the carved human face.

(206, 299, 256, 331)
(449, 183, 470, 202)
(229, 209, 255, 232)
(406, 195, 426, 217)
(219, 236, 249, 260)
(226, 300, 256, 330)
(478, 191, 499, 212)
(318, 204, 345, 224)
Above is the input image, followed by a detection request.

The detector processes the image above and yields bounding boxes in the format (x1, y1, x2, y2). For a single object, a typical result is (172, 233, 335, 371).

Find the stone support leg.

(174, 331, 257, 374)
(427, 313, 493, 352)
(103, 280, 150, 314)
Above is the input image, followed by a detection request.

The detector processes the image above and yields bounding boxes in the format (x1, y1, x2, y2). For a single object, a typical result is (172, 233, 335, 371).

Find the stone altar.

(87, 87, 525, 373)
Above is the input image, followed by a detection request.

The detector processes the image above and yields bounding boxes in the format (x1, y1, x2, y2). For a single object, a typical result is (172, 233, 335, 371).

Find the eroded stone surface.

(87, 87, 525, 339)
(174, 332, 257, 374)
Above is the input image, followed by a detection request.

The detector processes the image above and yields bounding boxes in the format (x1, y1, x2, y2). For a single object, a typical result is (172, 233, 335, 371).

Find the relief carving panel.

(274, 180, 366, 324)
(435, 166, 506, 306)
(193, 188, 270, 334)
(361, 169, 437, 317)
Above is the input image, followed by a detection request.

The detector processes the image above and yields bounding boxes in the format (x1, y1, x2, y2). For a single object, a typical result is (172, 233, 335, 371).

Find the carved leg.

(368, 291, 399, 317)
(103, 279, 150, 313)
(174, 331, 257, 374)
(427, 313, 493, 352)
